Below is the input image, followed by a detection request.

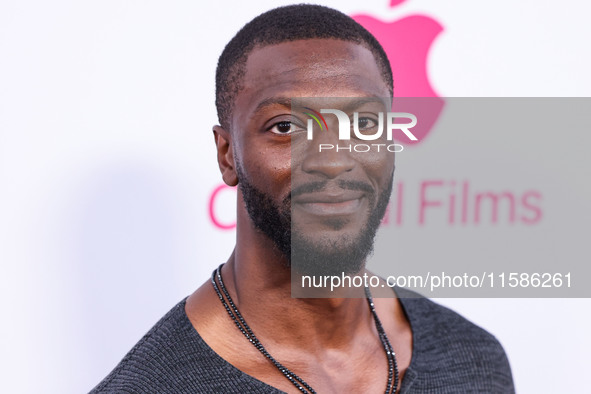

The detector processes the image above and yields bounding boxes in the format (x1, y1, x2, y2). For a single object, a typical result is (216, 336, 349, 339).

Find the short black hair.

(215, 4, 393, 131)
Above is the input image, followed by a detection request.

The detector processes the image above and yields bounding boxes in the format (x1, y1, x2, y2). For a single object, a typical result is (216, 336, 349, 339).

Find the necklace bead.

(211, 264, 399, 393)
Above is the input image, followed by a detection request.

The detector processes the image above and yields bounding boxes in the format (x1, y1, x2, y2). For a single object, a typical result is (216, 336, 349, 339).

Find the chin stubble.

(236, 161, 393, 276)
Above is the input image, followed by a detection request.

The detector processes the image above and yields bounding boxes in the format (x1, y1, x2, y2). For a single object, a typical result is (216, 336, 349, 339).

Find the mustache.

(288, 179, 375, 202)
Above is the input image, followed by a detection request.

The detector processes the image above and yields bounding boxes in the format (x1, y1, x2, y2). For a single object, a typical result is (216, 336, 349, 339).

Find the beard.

(236, 163, 393, 276)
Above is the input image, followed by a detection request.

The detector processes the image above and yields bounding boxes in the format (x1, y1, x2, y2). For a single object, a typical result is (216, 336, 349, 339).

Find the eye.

(267, 119, 306, 135)
(354, 117, 378, 131)
(268, 121, 293, 134)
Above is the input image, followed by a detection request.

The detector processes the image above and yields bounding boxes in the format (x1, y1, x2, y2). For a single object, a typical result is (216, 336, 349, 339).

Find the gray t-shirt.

(91, 289, 514, 393)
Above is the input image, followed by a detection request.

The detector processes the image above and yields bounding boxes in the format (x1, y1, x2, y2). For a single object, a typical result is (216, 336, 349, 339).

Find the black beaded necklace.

(211, 264, 399, 393)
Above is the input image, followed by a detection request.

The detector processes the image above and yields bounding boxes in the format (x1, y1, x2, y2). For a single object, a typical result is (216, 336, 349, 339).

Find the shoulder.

(89, 299, 262, 394)
(90, 296, 285, 394)
(396, 288, 515, 393)
(90, 299, 194, 393)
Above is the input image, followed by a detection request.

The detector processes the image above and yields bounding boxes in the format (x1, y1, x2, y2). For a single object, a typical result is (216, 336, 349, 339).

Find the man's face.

(228, 38, 394, 275)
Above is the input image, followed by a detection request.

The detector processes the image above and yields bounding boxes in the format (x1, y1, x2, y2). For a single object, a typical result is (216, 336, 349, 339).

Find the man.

(92, 4, 514, 393)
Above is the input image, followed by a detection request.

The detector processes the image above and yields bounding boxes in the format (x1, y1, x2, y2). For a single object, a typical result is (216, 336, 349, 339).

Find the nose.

(300, 127, 356, 179)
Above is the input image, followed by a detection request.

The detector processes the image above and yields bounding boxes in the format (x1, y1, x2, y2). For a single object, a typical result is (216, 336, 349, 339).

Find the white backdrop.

(1, 0, 590, 392)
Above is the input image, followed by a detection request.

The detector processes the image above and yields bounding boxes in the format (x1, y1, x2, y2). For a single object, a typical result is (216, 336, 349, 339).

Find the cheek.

(289, 137, 309, 171)
(354, 149, 395, 184)
(264, 147, 292, 189)
(240, 141, 292, 195)
(362, 151, 392, 169)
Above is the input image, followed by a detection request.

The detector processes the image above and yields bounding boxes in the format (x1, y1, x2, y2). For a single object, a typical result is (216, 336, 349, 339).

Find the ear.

(213, 125, 238, 186)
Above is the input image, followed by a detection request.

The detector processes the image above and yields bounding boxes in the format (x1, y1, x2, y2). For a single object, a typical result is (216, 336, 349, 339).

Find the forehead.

(232, 39, 389, 129)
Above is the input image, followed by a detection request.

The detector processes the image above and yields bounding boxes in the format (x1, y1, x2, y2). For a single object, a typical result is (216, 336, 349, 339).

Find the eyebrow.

(339, 97, 390, 112)
(253, 97, 292, 114)
(253, 96, 390, 115)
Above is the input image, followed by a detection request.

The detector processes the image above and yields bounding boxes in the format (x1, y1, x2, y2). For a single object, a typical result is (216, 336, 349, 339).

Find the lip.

(293, 191, 366, 216)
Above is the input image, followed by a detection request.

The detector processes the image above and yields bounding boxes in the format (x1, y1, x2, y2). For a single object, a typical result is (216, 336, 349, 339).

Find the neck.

(225, 214, 375, 350)
(225, 259, 373, 349)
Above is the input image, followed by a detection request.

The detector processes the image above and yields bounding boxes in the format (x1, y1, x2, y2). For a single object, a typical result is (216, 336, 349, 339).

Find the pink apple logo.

(352, 0, 444, 145)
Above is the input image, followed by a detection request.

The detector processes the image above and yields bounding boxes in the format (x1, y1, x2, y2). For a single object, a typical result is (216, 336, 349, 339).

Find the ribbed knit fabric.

(90, 288, 514, 393)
